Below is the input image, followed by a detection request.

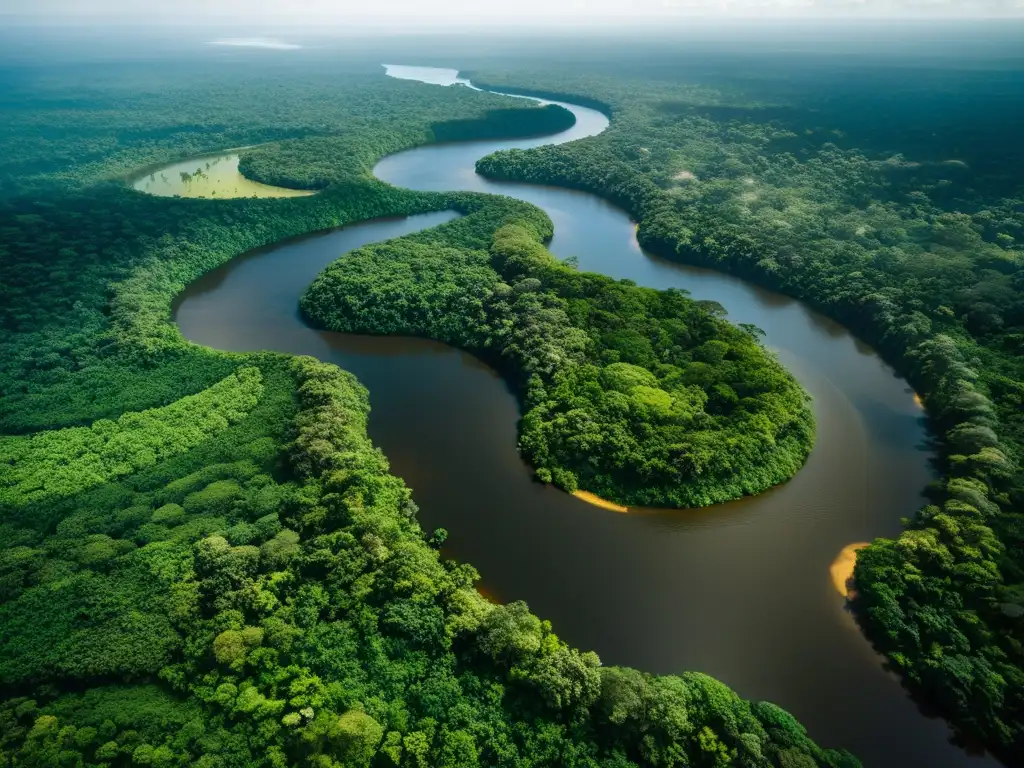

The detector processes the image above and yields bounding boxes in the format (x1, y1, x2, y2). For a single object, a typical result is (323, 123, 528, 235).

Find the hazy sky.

(4, 0, 1024, 24)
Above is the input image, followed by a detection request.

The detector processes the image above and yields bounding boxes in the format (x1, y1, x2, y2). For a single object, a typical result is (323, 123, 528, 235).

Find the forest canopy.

(302, 200, 813, 507)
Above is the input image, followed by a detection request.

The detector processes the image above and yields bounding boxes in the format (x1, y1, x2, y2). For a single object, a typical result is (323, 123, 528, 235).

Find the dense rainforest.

(0, 54, 853, 767)
(469, 57, 1024, 761)
(302, 190, 812, 508)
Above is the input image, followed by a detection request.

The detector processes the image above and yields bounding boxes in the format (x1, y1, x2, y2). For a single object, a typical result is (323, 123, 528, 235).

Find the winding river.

(168, 66, 998, 767)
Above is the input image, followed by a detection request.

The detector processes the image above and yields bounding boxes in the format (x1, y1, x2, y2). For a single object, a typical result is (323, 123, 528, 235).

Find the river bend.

(171, 65, 994, 767)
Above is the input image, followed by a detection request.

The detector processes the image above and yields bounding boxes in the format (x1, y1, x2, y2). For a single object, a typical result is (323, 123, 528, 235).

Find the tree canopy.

(302, 204, 813, 507)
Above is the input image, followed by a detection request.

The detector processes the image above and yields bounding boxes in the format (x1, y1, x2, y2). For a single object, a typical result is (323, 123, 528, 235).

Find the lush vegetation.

(0, 352, 856, 768)
(0, 366, 264, 506)
(0, 55, 850, 767)
(239, 105, 574, 191)
(469, 60, 1024, 759)
(302, 198, 812, 507)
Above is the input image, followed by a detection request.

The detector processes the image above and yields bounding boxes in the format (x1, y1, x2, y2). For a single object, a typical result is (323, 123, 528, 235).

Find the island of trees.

(301, 193, 813, 508)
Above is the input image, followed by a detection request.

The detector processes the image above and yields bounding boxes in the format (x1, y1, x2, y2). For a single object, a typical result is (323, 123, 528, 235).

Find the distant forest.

(0, 57, 856, 767)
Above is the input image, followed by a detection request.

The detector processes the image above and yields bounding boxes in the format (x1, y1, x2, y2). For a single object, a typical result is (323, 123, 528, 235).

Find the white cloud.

(3, 0, 1023, 21)
(208, 38, 301, 49)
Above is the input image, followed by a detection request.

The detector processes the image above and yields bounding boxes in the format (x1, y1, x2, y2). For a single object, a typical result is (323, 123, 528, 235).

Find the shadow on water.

(166, 65, 999, 767)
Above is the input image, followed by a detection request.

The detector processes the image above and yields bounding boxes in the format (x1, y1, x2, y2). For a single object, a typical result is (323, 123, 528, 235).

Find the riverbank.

(572, 490, 629, 513)
(831, 543, 871, 597)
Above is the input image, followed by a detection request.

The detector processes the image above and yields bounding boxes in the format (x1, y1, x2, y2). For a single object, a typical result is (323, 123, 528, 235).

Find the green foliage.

(432, 105, 576, 143)
(303, 214, 813, 507)
(303, 241, 500, 347)
(0, 367, 263, 505)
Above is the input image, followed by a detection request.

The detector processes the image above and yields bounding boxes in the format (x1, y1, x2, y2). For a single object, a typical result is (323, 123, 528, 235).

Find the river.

(170, 65, 996, 767)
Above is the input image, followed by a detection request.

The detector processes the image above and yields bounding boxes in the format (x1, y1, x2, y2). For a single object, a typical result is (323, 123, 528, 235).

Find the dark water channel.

(172, 66, 997, 767)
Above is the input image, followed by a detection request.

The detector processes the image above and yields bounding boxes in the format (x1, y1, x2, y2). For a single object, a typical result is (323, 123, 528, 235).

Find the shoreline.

(572, 489, 629, 513)
(830, 542, 871, 597)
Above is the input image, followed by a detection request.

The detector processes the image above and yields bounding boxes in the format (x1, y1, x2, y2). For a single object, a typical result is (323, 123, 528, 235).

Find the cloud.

(207, 38, 301, 49)
(3, 0, 1023, 21)
(662, 0, 1024, 12)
